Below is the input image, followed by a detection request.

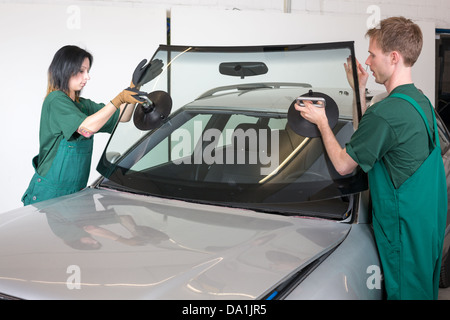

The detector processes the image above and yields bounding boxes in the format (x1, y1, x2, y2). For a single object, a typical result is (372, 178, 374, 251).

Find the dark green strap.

(389, 92, 439, 149)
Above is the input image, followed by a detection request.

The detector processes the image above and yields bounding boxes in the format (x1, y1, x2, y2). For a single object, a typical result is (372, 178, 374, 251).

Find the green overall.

(22, 91, 119, 206)
(22, 137, 93, 206)
(369, 93, 447, 299)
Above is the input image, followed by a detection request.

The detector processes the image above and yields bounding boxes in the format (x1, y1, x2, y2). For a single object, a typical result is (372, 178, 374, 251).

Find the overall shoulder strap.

(389, 92, 439, 149)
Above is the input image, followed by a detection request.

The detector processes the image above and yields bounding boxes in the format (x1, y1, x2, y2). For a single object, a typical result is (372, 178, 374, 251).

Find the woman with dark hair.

(22, 45, 150, 205)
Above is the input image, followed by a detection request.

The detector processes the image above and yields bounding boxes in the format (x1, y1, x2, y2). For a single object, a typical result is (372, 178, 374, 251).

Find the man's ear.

(390, 51, 402, 65)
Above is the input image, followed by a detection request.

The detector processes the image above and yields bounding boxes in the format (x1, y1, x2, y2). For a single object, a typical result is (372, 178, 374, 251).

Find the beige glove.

(111, 87, 147, 109)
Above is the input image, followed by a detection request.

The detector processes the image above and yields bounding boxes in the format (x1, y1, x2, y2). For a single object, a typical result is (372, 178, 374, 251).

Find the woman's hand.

(131, 59, 164, 88)
(111, 87, 147, 109)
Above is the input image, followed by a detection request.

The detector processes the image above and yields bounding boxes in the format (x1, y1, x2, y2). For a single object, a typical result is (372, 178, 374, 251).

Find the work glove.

(131, 59, 164, 88)
(111, 87, 147, 109)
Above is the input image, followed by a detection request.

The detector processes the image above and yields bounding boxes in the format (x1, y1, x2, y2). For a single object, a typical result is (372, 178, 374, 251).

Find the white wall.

(170, 6, 435, 101)
(0, 0, 442, 213)
(0, 3, 167, 212)
(1, 0, 448, 28)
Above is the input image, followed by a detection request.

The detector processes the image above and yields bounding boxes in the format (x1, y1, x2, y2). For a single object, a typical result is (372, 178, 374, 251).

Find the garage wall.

(0, 3, 167, 212)
(0, 0, 445, 213)
(0, 0, 448, 28)
(170, 6, 435, 102)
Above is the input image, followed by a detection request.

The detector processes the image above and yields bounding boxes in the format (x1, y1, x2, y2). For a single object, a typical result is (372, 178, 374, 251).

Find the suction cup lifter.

(287, 91, 339, 138)
(295, 96, 326, 108)
(141, 96, 154, 109)
(133, 91, 173, 130)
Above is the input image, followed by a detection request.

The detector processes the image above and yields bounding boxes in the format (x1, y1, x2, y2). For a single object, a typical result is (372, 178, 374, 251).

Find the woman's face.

(68, 57, 91, 96)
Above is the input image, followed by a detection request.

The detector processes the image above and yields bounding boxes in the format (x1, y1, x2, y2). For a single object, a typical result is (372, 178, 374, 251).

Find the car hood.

(0, 188, 350, 300)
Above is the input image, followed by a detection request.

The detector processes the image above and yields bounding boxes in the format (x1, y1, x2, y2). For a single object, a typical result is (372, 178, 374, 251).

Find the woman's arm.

(77, 87, 145, 138)
(119, 103, 134, 123)
(77, 102, 118, 138)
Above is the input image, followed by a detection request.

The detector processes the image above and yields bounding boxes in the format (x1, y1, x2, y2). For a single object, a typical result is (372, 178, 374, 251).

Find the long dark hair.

(47, 45, 93, 101)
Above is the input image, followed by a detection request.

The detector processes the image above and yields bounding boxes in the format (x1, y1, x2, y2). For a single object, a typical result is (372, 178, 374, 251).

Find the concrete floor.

(439, 286, 450, 300)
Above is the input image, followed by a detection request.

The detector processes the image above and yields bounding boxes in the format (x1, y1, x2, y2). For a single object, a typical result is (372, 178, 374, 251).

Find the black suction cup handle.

(133, 91, 172, 130)
(287, 91, 339, 138)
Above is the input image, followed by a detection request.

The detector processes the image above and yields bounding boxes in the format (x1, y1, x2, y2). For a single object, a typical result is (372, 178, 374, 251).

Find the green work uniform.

(22, 91, 119, 206)
(346, 84, 447, 299)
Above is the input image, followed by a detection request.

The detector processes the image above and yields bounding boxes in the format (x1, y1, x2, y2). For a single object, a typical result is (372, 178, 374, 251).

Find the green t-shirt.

(36, 91, 119, 176)
(346, 84, 434, 188)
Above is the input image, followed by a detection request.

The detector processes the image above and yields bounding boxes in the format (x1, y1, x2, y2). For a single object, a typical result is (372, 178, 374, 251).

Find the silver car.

(1, 42, 448, 300)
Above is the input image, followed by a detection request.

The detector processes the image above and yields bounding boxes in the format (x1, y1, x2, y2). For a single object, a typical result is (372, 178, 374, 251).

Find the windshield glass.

(97, 42, 366, 219)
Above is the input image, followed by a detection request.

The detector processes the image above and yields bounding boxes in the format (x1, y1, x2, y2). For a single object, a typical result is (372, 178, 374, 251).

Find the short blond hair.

(366, 16, 423, 67)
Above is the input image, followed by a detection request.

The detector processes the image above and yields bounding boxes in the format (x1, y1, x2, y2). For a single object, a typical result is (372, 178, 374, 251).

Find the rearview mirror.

(219, 62, 268, 79)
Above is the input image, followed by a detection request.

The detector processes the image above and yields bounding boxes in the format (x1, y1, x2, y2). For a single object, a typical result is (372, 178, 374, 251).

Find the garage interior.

(1, 0, 450, 300)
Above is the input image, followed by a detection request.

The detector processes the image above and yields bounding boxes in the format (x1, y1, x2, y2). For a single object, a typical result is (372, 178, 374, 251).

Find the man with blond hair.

(296, 17, 447, 299)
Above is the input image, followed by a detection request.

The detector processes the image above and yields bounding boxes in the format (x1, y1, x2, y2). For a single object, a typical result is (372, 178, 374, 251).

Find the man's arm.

(316, 118, 358, 175)
(295, 100, 358, 176)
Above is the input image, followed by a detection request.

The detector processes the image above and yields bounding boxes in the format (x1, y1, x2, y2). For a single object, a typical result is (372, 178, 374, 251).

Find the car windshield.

(97, 42, 367, 220)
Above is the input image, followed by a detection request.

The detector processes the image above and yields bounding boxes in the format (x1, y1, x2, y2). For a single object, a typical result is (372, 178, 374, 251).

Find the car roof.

(187, 85, 354, 118)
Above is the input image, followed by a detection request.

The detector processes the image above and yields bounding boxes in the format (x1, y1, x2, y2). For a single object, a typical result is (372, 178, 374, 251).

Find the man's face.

(365, 38, 393, 85)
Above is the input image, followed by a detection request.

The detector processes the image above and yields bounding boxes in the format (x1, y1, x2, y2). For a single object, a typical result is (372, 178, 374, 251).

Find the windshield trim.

(156, 41, 357, 54)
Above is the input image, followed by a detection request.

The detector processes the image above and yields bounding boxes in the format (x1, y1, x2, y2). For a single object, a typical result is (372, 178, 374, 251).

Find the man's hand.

(295, 99, 358, 176)
(344, 56, 369, 91)
(294, 99, 328, 130)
